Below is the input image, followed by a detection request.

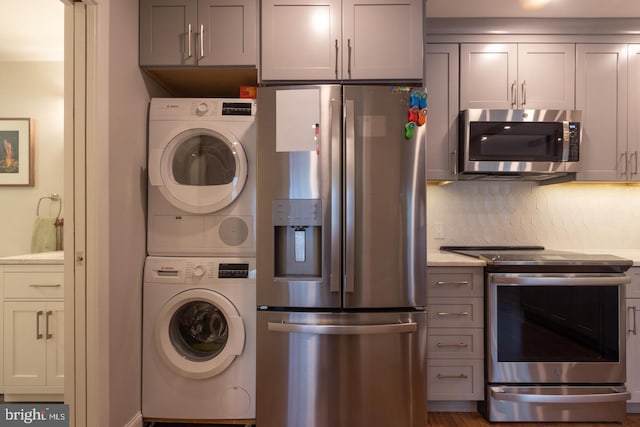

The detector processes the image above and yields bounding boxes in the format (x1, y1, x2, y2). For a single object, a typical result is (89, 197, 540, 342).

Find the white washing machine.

(147, 98, 256, 256)
(142, 256, 256, 422)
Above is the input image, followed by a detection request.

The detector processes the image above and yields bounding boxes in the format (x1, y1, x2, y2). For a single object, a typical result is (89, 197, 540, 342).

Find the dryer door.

(155, 127, 248, 214)
(156, 288, 245, 379)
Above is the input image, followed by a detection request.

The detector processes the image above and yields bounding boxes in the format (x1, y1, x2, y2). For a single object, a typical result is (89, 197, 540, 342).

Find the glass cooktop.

(440, 245, 633, 271)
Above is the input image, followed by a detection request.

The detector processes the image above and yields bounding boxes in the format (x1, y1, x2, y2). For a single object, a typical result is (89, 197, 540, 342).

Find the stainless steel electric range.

(441, 246, 633, 423)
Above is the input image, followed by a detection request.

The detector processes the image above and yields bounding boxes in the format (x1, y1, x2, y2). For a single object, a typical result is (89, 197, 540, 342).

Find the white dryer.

(147, 98, 256, 256)
(142, 256, 256, 422)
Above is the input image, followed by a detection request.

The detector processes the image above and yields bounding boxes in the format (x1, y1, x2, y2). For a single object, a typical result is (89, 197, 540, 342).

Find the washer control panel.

(144, 257, 256, 283)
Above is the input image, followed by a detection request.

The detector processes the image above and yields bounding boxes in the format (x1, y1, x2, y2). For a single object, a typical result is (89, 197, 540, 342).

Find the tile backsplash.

(427, 181, 640, 251)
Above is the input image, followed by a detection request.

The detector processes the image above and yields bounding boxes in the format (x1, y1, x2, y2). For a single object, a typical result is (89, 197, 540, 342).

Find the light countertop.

(0, 251, 64, 265)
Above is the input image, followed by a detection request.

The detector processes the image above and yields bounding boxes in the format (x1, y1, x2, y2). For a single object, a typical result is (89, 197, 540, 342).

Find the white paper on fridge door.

(276, 88, 320, 152)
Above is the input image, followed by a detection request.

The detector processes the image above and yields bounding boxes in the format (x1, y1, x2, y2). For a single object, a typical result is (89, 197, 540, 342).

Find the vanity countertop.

(0, 251, 64, 265)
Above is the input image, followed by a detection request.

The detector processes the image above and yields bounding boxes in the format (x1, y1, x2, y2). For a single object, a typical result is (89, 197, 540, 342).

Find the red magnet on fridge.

(408, 106, 419, 123)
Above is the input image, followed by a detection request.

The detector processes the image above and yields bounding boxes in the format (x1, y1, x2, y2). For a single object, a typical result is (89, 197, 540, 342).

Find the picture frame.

(0, 118, 34, 186)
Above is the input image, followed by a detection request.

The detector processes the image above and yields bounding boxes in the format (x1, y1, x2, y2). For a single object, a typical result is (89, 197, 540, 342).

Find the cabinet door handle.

(621, 152, 628, 177)
(437, 373, 468, 379)
(630, 306, 638, 336)
(450, 150, 457, 175)
(435, 281, 470, 287)
(436, 311, 470, 317)
(436, 342, 468, 348)
(46, 311, 53, 339)
(29, 284, 62, 288)
(199, 24, 204, 59)
(347, 38, 352, 78)
(334, 39, 339, 79)
(187, 23, 192, 58)
(631, 151, 639, 177)
(36, 310, 44, 340)
(521, 80, 526, 107)
(511, 80, 517, 107)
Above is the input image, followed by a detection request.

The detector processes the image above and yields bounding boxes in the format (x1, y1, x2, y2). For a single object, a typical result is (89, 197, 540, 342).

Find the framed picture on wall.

(0, 118, 34, 186)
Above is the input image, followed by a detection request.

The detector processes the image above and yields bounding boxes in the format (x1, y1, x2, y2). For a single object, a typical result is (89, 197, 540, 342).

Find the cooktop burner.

(440, 245, 632, 272)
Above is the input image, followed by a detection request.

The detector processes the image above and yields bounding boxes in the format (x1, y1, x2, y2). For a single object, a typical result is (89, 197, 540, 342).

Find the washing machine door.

(154, 127, 248, 214)
(156, 288, 245, 379)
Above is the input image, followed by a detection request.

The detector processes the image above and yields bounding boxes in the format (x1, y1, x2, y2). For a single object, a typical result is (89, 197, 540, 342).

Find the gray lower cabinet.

(627, 267, 640, 406)
(139, 0, 257, 67)
(426, 267, 484, 401)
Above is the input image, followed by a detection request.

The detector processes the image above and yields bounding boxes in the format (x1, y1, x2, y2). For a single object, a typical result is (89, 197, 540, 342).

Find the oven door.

(487, 272, 629, 385)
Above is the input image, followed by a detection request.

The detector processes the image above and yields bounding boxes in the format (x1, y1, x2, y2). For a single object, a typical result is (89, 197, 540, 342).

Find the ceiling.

(0, 0, 64, 61)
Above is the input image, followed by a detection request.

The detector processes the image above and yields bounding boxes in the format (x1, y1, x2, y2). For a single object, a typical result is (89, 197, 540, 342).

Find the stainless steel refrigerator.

(256, 84, 427, 427)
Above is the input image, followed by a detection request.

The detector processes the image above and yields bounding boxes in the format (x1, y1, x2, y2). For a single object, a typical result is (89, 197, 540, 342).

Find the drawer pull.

(29, 284, 62, 288)
(435, 281, 469, 286)
(36, 310, 44, 339)
(436, 311, 470, 317)
(437, 373, 469, 380)
(436, 342, 468, 348)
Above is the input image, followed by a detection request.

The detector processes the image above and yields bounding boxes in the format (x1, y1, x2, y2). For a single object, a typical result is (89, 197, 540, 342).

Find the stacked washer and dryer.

(143, 98, 257, 423)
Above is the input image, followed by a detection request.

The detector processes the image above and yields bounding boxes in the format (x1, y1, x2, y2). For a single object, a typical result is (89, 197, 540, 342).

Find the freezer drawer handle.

(267, 321, 417, 335)
(490, 387, 631, 404)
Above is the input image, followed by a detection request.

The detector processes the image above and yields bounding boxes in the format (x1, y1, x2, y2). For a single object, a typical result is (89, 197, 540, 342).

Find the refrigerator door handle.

(344, 99, 356, 294)
(330, 97, 342, 294)
(267, 321, 417, 335)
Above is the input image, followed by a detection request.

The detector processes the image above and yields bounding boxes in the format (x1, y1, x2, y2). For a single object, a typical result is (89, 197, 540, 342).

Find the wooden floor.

(146, 412, 640, 426)
(427, 412, 640, 426)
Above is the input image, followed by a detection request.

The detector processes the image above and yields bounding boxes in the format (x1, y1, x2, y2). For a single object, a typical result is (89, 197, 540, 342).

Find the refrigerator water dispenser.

(273, 199, 322, 277)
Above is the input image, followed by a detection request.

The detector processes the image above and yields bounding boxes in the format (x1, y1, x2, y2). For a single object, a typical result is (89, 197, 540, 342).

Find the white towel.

(31, 217, 58, 253)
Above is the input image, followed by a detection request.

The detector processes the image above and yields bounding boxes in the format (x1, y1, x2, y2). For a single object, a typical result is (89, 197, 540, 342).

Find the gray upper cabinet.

(139, 0, 257, 67)
(460, 43, 575, 110)
(425, 44, 459, 181)
(260, 0, 423, 81)
(575, 44, 630, 181)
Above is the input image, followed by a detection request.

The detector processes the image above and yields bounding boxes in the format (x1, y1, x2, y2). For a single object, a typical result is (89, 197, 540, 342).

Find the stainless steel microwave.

(459, 109, 582, 180)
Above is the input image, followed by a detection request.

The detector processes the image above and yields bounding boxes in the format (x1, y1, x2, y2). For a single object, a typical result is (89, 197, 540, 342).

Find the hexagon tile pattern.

(427, 181, 640, 251)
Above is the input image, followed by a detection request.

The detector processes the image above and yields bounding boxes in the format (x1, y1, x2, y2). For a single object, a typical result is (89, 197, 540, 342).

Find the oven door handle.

(490, 386, 631, 404)
(491, 275, 631, 287)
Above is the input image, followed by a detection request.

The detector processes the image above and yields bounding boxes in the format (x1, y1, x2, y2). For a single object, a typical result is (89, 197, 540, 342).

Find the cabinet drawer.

(427, 268, 484, 298)
(427, 298, 483, 328)
(428, 327, 484, 359)
(4, 272, 64, 299)
(427, 359, 484, 400)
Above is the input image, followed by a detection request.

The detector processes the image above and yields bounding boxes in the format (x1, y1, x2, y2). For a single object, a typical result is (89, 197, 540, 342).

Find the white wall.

(0, 61, 64, 257)
(427, 182, 640, 251)
(426, 0, 640, 17)
(86, 0, 149, 425)
(105, 0, 150, 425)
